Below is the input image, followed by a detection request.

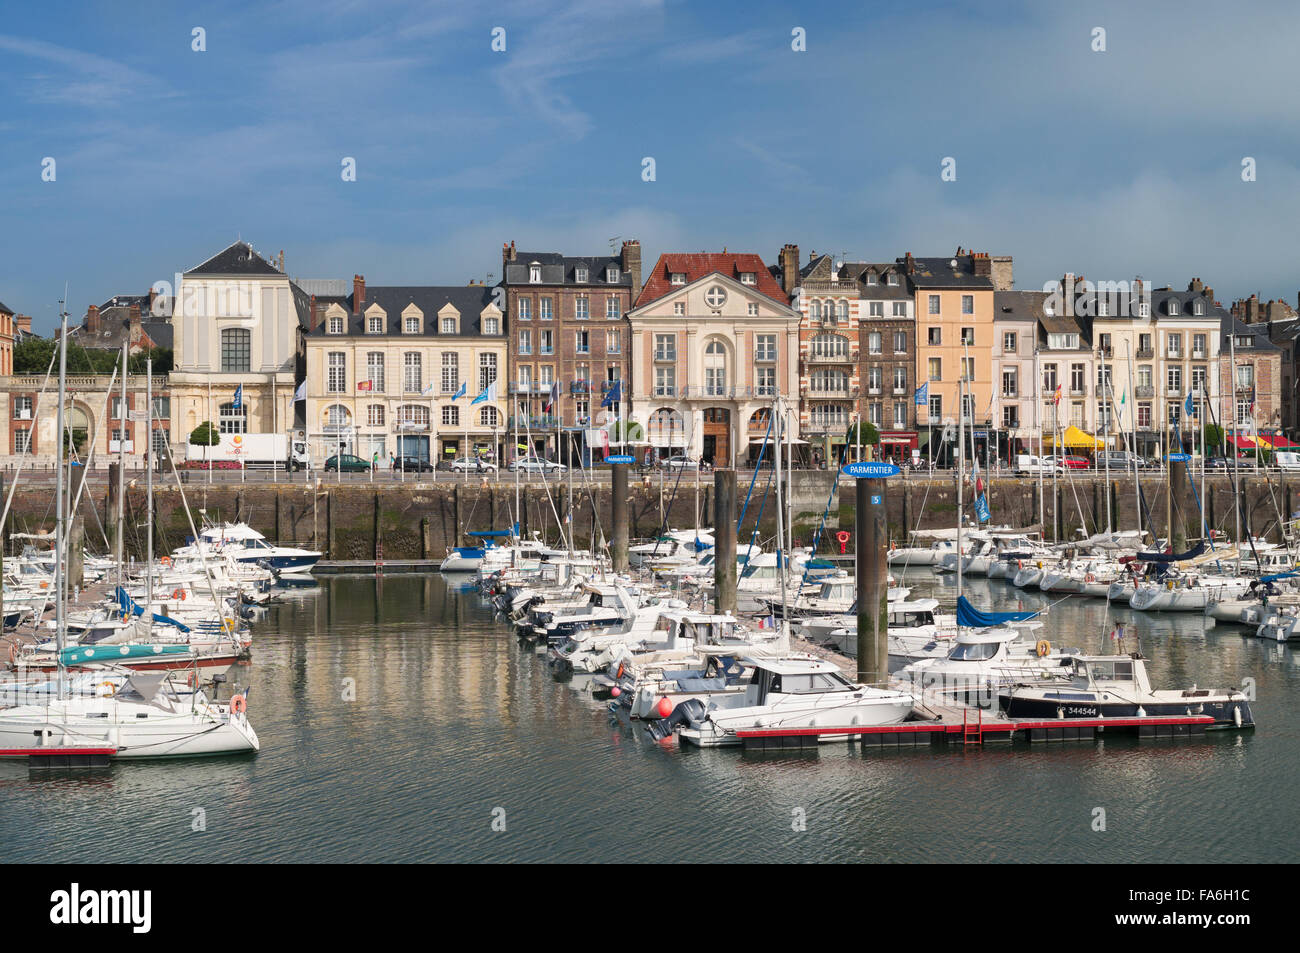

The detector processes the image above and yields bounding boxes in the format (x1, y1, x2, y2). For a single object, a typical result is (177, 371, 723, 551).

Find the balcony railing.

(507, 415, 560, 430)
(1136, 347, 1154, 360)
(801, 383, 859, 398)
(1069, 385, 1088, 396)
(677, 384, 777, 399)
(1236, 384, 1255, 395)
(570, 381, 591, 394)
(1192, 350, 1207, 360)
(1135, 384, 1154, 398)
(804, 351, 857, 363)
(652, 385, 677, 398)
(653, 351, 677, 363)
(1167, 349, 1183, 360)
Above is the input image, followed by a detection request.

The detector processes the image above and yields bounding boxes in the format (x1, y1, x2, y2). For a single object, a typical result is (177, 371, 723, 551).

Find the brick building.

(501, 240, 640, 460)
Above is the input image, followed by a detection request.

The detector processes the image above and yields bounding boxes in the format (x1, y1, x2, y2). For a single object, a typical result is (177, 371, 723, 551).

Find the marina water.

(2, 571, 1295, 863)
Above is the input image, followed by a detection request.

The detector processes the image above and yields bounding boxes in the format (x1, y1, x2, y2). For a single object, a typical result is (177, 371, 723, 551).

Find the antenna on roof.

(608, 236, 620, 253)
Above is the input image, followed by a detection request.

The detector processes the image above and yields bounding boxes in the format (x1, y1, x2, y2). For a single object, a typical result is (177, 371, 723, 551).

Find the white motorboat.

(176, 522, 321, 574)
(1129, 573, 1253, 612)
(999, 653, 1253, 728)
(898, 628, 1079, 704)
(628, 530, 714, 570)
(649, 654, 916, 747)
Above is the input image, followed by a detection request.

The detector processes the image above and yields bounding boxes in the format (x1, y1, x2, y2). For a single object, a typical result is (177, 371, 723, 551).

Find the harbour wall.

(0, 471, 1289, 560)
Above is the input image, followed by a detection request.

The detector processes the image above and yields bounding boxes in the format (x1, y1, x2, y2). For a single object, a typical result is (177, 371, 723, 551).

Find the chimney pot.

(352, 275, 365, 314)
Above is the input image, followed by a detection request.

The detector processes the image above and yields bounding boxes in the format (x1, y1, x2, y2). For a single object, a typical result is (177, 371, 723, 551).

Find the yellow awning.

(1047, 425, 1105, 449)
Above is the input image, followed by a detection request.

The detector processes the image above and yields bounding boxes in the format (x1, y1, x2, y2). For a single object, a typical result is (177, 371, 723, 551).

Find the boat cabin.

(742, 656, 859, 705)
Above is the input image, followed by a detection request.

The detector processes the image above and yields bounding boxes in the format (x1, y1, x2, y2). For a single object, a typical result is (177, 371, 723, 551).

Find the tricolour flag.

(543, 381, 560, 412)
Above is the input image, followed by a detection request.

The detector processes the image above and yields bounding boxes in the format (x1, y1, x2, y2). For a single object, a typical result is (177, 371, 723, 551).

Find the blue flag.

(974, 493, 991, 523)
(1184, 391, 1194, 417)
(601, 379, 622, 408)
(452, 381, 466, 401)
(914, 382, 928, 406)
(232, 384, 242, 410)
(471, 381, 497, 405)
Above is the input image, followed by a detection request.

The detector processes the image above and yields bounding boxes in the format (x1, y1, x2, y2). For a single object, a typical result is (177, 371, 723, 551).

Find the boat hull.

(999, 693, 1253, 728)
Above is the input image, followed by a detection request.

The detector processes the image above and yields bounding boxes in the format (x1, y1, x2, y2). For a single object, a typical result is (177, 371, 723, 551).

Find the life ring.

(231, 694, 247, 714)
(98, 681, 117, 697)
(1084, 573, 1096, 583)
(172, 588, 184, 600)
(160, 556, 172, 567)
(1035, 639, 1051, 658)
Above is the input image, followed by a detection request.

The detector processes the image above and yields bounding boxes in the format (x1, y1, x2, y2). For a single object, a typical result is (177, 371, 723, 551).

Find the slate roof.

(184, 241, 283, 277)
(1149, 287, 1225, 320)
(899, 255, 994, 289)
(841, 261, 911, 300)
(636, 252, 789, 307)
(1222, 314, 1280, 351)
(502, 253, 632, 288)
(0, 301, 11, 315)
(994, 290, 1048, 322)
(305, 284, 502, 337)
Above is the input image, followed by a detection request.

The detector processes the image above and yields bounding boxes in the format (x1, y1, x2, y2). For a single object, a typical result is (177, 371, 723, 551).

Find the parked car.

(395, 456, 435, 472)
(660, 455, 700, 470)
(1275, 451, 1300, 471)
(1204, 457, 1230, 470)
(509, 457, 567, 473)
(1053, 455, 1090, 470)
(324, 453, 371, 472)
(1096, 451, 1148, 470)
(450, 457, 499, 472)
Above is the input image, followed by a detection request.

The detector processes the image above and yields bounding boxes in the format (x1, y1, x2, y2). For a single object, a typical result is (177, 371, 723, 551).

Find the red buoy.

(657, 697, 673, 718)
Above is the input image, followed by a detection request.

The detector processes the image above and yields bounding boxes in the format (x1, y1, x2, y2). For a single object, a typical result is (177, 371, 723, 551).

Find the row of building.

(0, 239, 1294, 469)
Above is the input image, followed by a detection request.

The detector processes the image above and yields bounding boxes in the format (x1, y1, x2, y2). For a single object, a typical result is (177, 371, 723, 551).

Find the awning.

(1258, 434, 1297, 448)
(879, 431, 919, 444)
(1046, 425, 1105, 449)
(748, 437, 810, 444)
(1227, 434, 1265, 449)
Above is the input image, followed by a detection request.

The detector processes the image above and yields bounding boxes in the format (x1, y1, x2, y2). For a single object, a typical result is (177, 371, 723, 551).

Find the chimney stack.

(15, 315, 31, 335)
(309, 294, 318, 331)
(85, 304, 100, 334)
(972, 251, 991, 278)
(352, 275, 365, 315)
(779, 243, 800, 295)
(621, 239, 642, 301)
(904, 252, 915, 275)
(278, 250, 285, 273)
(1189, 277, 1204, 293)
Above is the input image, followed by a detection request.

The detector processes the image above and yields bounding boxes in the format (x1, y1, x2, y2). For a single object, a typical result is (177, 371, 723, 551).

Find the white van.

(1275, 451, 1300, 471)
(1015, 453, 1064, 475)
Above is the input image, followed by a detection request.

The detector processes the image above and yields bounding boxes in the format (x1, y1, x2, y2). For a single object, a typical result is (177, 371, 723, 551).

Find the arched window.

(479, 406, 500, 427)
(218, 401, 246, 434)
(323, 404, 351, 431)
(648, 407, 683, 440)
(704, 339, 727, 396)
(810, 300, 822, 319)
(836, 300, 849, 321)
(749, 409, 771, 431)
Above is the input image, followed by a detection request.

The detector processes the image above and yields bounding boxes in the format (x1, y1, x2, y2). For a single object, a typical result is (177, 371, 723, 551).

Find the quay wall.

(0, 472, 1290, 560)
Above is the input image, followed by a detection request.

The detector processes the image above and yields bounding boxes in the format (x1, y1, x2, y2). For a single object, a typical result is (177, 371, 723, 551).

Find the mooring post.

(714, 468, 737, 614)
(855, 475, 888, 685)
(611, 463, 629, 570)
(1169, 454, 1190, 552)
(67, 462, 86, 590)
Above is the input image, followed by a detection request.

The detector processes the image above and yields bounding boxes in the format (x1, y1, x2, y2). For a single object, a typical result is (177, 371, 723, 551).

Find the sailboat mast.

(54, 295, 70, 701)
(1103, 344, 1111, 532)
(116, 340, 127, 585)
(146, 358, 154, 637)
(774, 395, 788, 618)
(1231, 332, 1242, 550)
(957, 374, 965, 598)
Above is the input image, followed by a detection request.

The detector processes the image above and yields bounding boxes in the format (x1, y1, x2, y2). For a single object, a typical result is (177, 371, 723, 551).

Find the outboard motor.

(646, 698, 708, 742)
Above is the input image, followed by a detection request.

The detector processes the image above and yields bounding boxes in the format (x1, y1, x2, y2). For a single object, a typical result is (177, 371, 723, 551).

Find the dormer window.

(528, 262, 541, 283)
(670, 272, 686, 285)
(866, 272, 878, 285)
(575, 266, 588, 283)
(606, 266, 620, 283)
(740, 272, 756, 285)
(887, 273, 899, 286)
(367, 315, 383, 334)
(404, 315, 421, 334)
(484, 317, 500, 335)
(1168, 299, 1180, 316)
(441, 317, 456, 334)
(327, 315, 343, 334)
(1193, 300, 1204, 315)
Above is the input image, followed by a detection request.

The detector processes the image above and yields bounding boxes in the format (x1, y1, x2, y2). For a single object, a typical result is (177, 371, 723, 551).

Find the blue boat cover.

(956, 595, 1040, 628)
(1260, 571, 1299, 583)
(114, 587, 193, 632)
(1136, 541, 1207, 563)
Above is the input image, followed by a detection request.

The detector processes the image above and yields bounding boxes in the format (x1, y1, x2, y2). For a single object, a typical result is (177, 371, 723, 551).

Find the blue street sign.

(1166, 453, 1191, 462)
(605, 454, 636, 464)
(871, 494, 882, 505)
(841, 461, 900, 479)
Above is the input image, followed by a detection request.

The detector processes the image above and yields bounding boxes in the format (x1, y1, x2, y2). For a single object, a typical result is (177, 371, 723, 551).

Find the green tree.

(846, 421, 880, 445)
(189, 421, 220, 446)
(128, 347, 173, 374)
(1202, 423, 1225, 454)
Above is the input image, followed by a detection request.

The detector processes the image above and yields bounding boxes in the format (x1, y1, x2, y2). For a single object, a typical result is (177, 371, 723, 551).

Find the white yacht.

(176, 522, 321, 575)
(650, 655, 915, 747)
(898, 628, 1079, 703)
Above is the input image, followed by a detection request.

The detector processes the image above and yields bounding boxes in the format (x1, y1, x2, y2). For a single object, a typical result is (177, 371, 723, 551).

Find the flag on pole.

(357, 380, 373, 392)
(232, 384, 242, 410)
(1053, 383, 1062, 406)
(422, 381, 436, 396)
(914, 382, 928, 406)
(471, 380, 497, 405)
(543, 381, 559, 413)
(293, 380, 307, 402)
(600, 379, 622, 408)
(1184, 391, 1195, 417)
(452, 381, 466, 401)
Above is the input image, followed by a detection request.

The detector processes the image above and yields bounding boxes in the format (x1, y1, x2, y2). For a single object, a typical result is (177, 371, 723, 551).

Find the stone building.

(301, 277, 507, 467)
(628, 251, 799, 467)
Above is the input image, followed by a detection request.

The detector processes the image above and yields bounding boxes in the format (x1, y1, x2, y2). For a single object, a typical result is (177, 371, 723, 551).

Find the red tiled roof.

(635, 253, 789, 307)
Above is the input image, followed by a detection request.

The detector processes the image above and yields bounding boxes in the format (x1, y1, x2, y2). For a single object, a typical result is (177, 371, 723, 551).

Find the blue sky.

(4, 0, 1300, 332)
